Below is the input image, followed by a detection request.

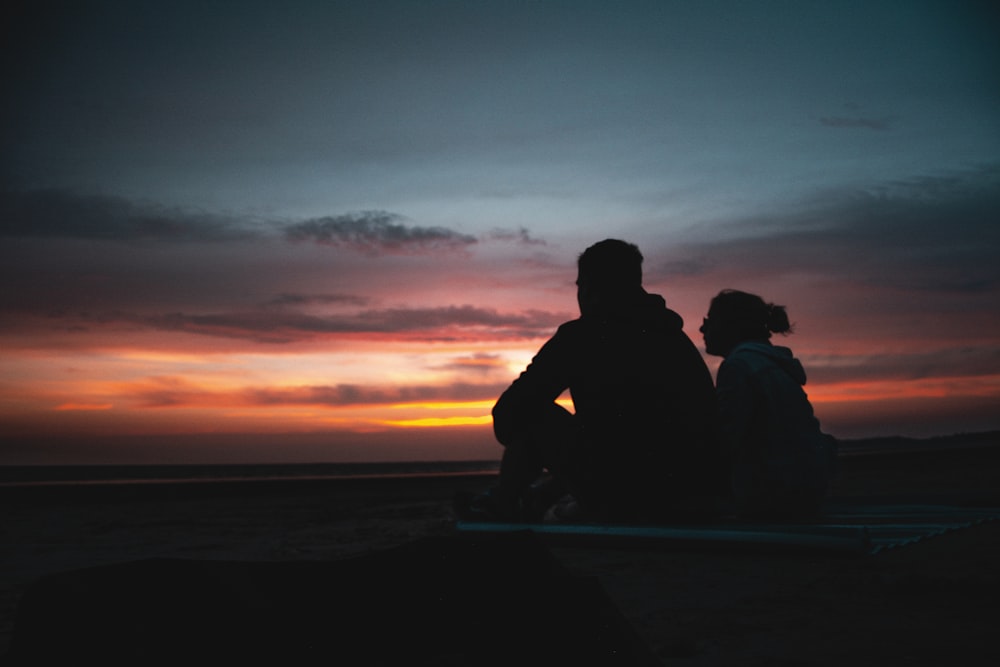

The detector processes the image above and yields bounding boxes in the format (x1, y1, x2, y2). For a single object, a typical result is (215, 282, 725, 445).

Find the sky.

(1, 0, 999, 464)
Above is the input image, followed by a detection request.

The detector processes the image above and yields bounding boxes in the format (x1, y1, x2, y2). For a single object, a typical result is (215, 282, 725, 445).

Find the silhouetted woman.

(700, 290, 837, 518)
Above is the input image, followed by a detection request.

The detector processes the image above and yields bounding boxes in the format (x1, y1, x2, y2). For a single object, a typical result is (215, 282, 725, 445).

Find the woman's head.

(700, 289, 793, 357)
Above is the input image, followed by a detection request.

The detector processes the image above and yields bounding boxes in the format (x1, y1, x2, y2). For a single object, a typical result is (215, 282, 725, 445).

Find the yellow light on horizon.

(382, 415, 493, 428)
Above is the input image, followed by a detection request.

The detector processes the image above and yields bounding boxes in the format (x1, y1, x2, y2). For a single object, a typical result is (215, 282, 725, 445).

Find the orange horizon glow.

(808, 376, 1000, 404)
(2, 278, 998, 463)
(5, 358, 994, 441)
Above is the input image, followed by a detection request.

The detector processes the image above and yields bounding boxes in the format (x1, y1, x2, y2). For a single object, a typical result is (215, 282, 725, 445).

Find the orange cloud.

(808, 374, 1000, 404)
(54, 403, 114, 411)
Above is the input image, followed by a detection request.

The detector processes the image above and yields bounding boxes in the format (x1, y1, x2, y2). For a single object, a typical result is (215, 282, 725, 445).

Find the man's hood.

(588, 289, 684, 330)
(647, 292, 685, 330)
(729, 341, 807, 385)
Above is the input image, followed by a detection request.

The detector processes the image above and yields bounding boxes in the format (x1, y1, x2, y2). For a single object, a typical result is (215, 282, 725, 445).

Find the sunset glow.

(2, 1, 998, 464)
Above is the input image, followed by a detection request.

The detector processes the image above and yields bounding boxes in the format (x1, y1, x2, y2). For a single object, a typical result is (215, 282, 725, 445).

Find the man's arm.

(492, 325, 575, 446)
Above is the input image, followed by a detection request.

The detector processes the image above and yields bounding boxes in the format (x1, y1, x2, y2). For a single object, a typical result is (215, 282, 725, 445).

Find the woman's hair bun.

(766, 303, 793, 335)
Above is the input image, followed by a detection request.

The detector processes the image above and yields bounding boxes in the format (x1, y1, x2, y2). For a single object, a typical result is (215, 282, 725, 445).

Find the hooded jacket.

(492, 290, 717, 503)
(716, 341, 836, 511)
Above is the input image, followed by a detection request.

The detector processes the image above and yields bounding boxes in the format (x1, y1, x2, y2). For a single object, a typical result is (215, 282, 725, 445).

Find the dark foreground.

(2, 441, 999, 665)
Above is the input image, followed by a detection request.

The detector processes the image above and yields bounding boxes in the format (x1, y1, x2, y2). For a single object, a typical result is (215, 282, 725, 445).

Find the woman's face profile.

(700, 308, 735, 357)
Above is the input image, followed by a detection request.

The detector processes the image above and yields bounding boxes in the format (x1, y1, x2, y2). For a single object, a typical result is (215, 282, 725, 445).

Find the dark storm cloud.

(285, 211, 478, 254)
(0, 189, 256, 242)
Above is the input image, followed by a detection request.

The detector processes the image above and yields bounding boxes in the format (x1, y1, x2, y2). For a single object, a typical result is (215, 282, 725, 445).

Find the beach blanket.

(7, 531, 660, 666)
(456, 502, 1000, 555)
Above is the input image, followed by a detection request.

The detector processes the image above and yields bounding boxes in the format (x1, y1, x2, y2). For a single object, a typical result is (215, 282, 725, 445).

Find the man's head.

(576, 239, 643, 317)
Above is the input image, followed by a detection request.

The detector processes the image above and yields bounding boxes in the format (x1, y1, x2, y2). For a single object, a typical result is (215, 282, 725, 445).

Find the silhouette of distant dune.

(838, 430, 1000, 455)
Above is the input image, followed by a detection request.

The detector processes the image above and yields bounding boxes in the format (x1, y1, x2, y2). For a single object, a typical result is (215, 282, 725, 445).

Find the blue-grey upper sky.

(2, 1, 999, 461)
(6, 1, 998, 236)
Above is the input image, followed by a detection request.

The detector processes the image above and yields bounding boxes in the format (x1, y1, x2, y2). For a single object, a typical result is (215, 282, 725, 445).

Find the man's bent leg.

(495, 403, 577, 518)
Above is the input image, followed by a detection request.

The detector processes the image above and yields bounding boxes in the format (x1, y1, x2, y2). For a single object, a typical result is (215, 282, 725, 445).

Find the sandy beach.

(2, 437, 999, 665)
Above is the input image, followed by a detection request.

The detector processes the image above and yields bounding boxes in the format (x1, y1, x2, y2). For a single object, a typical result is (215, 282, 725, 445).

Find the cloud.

(431, 353, 510, 374)
(0, 189, 487, 258)
(806, 347, 1000, 385)
(819, 116, 893, 131)
(264, 292, 372, 308)
(243, 382, 506, 408)
(0, 186, 572, 348)
(485, 227, 547, 246)
(284, 211, 477, 254)
(353, 305, 565, 334)
(20, 305, 571, 345)
(653, 164, 1000, 294)
(129, 376, 507, 409)
(0, 189, 257, 242)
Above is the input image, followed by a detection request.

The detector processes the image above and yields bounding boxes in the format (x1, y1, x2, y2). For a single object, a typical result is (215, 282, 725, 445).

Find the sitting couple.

(465, 238, 837, 523)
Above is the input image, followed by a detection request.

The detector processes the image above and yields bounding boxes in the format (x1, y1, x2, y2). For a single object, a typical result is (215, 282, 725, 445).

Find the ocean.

(1, 430, 996, 491)
(0, 459, 501, 490)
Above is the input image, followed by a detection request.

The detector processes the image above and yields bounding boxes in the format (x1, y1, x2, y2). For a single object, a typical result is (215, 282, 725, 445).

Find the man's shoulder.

(554, 317, 585, 334)
(527, 318, 585, 360)
(541, 318, 587, 350)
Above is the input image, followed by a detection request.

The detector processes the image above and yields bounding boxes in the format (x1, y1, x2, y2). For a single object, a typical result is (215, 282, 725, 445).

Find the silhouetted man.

(479, 239, 718, 522)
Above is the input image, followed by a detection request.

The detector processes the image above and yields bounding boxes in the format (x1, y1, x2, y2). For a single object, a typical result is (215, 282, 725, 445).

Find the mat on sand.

(6, 531, 660, 666)
(456, 503, 1000, 555)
